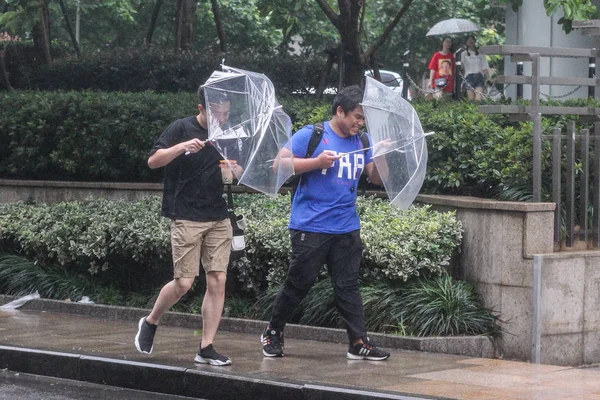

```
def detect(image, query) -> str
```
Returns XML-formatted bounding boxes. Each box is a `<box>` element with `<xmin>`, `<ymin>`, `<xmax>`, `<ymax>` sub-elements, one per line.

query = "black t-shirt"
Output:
<box><xmin>150</xmin><ymin>116</ymin><xmax>228</xmax><ymax>222</ymax></box>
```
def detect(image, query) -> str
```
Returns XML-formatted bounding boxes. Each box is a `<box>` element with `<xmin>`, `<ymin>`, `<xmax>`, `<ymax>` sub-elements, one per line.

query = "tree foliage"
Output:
<box><xmin>500</xmin><ymin>0</ymin><xmax>599</xmax><ymax>33</ymax></box>
<box><xmin>0</xmin><ymin>0</ymin><xmax>506</xmax><ymax>89</ymax></box>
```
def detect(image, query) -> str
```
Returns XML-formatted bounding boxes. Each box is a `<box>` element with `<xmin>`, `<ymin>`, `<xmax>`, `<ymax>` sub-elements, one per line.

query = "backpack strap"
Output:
<box><xmin>358</xmin><ymin>131</ymin><xmax>370</xmax><ymax>158</ymax></box>
<box><xmin>290</xmin><ymin>123</ymin><xmax>325</xmax><ymax>202</ymax></box>
<box><xmin>305</xmin><ymin>123</ymin><xmax>324</xmax><ymax>158</ymax></box>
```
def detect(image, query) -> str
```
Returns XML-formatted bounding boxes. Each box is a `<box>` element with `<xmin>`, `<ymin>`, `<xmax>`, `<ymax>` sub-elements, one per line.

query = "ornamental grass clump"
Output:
<box><xmin>251</xmin><ymin>275</ymin><xmax>501</xmax><ymax>338</ymax></box>
<box><xmin>399</xmin><ymin>274</ymin><xmax>502</xmax><ymax>338</ymax></box>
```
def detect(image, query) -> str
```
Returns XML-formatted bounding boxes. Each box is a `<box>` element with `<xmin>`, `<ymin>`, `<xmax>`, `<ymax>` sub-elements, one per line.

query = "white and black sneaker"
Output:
<box><xmin>261</xmin><ymin>327</ymin><xmax>284</xmax><ymax>357</ymax></box>
<box><xmin>134</xmin><ymin>317</ymin><xmax>157</xmax><ymax>354</ymax></box>
<box><xmin>194</xmin><ymin>344</ymin><xmax>232</xmax><ymax>366</ymax></box>
<box><xmin>347</xmin><ymin>337</ymin><xmax>390</xmax><ymax>361</ymax></box>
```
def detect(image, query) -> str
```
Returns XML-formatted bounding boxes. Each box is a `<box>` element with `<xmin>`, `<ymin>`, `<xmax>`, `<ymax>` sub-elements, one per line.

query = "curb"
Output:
<box><xmin>0</xmin><ymin>296</ymin><xmax>497</xmax><ymax>359</ymax></box>
<box><xmin>0</xmin><ymin>345</ymin><xmax>445</xmax><ymax>400</ymax></box>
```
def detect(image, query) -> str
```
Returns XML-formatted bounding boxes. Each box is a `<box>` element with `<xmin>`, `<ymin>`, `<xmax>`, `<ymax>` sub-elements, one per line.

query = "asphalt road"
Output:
<box><xmin>0</xmin><ymin>370</ymin><xmax>205</xmax><ymax>400</ymax></box>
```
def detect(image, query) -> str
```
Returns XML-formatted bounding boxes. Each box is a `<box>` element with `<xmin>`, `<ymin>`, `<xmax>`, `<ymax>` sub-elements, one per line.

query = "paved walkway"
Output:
<box><xmin>2</xmin><ymin>308</ymin><xmax>600</xmax><ymax>399</ymax></box>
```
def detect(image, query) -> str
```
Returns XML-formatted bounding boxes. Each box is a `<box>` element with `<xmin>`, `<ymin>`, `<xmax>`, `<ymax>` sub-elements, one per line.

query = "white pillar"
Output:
<box><xmin>503</xmin><ymin>1</ymin><xmax>600</xmax><ymax>100</ymax></box>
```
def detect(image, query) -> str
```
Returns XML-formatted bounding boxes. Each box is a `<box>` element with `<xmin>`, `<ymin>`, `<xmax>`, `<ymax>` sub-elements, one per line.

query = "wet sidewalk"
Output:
<box><xmin>2</xmin><ymin>302</ymin><xmax>600</xmax><ymax>399</ymax></box>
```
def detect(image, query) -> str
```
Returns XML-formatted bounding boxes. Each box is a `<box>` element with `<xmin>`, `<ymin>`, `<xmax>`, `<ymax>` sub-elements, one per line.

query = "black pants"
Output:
<box><xmin>269</xmin><ymin>229</ymin><xmax>367</xmax><ymax>341</ymax></box>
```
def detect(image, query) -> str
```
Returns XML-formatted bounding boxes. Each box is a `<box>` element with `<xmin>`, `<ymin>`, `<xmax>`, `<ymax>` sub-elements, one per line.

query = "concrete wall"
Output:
<box><xmin>0</xmin><ymin>180</ymin><xmax>263</xmax><ymax>204</ymax></box>
<box><xmin>0</xmin><ymin>180</ymin><xmax>164</xmax><ymax>203</ymax></box>
<box><xmin>418</xmin><ymin>194</ymin><xmax>600</xmax><ymax>366</ymax></box>
<box><xmin>4</xmin><ymin>180</ymin><xmax>600</xmax><ymax>365</ymax></box>
<box><xmin>503</xmin><ymin>1</ymin><xmax>600</xmax><ymax>100</ymax></box>
<box><xmin>534</xmin><ymin>252</ymin><xmax>600</xmax><ymax>365</ymax></box>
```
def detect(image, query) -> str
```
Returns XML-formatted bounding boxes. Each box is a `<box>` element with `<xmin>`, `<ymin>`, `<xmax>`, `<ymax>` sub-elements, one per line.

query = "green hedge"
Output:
<box><xmin>0</xmin><ymin>90</ymin><xmax>333</xmax><ymax>182</ymax></box>
<box><xmin>2</xmin><ymin>45</ymin><xmax>332</xmax><ymax>95</ymax></box>
<box><xmin>414</xmin><ymin>99</ymin><xmax>600</xmax><ymax>200</ymax></box>
<box><xmin>0</xmin><ymin>91</ymin><xmax>194</xmax><ymax>181</ymax></box>
<box><xmin>1</xmin><ymin>90</ymin><xmax>594</xmax><ymax>198</ymax></box>
<box><xmin>414</xmin><ymin>100</ymin><xmax>526</xmax><ymax>197</ymax></box>
<box><xmin>0</xmin><ymin>195</ymin><xmax>462</xmax><ymax>294</ymax></box>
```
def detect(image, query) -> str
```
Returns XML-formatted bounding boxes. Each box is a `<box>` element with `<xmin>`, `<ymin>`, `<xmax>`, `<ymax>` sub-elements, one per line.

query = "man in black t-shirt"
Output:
<box><xmin>134</xmin><ymin>87</ymin><xmax>240</xmax><ymax>366</ymax></box>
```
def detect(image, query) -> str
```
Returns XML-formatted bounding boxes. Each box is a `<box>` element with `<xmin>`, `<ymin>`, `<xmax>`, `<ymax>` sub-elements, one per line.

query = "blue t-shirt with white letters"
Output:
<box><xmin>289</xmin><ymin>121</ymin><xmax>373</xmax><ymax>234</ymax></box>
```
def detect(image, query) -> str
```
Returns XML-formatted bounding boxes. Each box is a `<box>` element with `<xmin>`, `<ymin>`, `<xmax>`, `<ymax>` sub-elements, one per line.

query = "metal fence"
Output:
<box><xmin>478</xmin><ymin>45</ymin><xmax>600</xmax><ymax>203</ymax></box>
<box><xmin>546</xmin><ymin>121</ymin><xmax>600</xmax><ymax>249</ymax></box>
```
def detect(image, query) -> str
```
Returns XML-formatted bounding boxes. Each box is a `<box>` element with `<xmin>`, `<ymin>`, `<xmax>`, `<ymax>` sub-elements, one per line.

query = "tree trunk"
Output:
<box><xmin>58</xmin><ymin>0</ymin><xmax>80</xmax><ymax>57</ymax></box>
<box><xmin>315</xmin><ymin>0</ymin><xmax>415</xmax><ymax>88</ymax></box>
<box><xmin>175</xmin><ymin>0</ymin><xmax>197</xmax><ymax>51</ymax></box>
<box><xmin>175</xmin><ymin>0</ymin><xmax>183</xmax><ymax>51</ymax></box>
<box><xmin>39</xmin><ymin>1</ymin><xmax>52</xmax><ymax>64</ymax></box>
<box><xmin>338</xmin><ymin>0</ymin><xmax>364</xmax><ymax>87</ymax></box>
<box><xmin>368</xmin><ymin>52</ymin><xmax>381</xmax><ymax>81</ymax></box>
<box><xmin>316</xmin><ymin>48</ymin><xmax>336</xmax><ymax>99</ymax></box>
<box><xmin>146</xmin><ymin>0</ymin><xmax>164</xmax><ymax>47</ymax></box>
<box><xmin>0</xmin><ymin>47</ymin><xmax>13</xmax><ymax>91</ymax></box>
<box><xmin>210</xmin><ymin>0</ymin><xmax>226</xmax><ymax>53</ymax></box>
<box><xmin>31</xmin><ymin>3</ymin><xmax>52</xmax><ymax>64</ymax></box>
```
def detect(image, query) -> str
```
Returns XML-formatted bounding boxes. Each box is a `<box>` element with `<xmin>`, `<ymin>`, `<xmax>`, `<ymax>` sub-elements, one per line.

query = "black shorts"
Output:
<box><xmin>465</xmin><ymin>72</ymin><xmax>485</xmax><ymax>89</ymax></box>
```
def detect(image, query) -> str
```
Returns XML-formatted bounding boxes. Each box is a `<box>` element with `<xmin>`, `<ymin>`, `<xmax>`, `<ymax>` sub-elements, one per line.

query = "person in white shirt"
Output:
<box><xmin>461</xmin><ymin>35</ymin><xmax>489</xmax><ymax>101</ymax></box>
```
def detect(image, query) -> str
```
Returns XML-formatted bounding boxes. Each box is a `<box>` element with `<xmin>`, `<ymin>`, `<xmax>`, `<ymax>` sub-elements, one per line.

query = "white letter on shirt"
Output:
<box><xmin>338</xmin><ymin>154</ymin><xmax>352</xmax><ymax>179</ymax></box>
<box><xmin>354</xmin><ymin>153</ymin><xmax>365</xmax><ymax>179</ymax></box>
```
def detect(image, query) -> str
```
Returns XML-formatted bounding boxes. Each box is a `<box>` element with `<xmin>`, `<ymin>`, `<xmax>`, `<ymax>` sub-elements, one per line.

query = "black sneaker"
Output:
<box><xmin>261</xmin><ymin>327</ymin><xmax>284</xmax><ymax>357</ymax></box>
<box><xmin>347</xmin><ymin>337</ymin><xmax>390</xmax><ymax>361</ymax></box>
<box><xmin>134</xmin><ymin>317</ymin><xmax>157</xmax><ymax>354</ymax></box>
<box><xmin>194</xmin><ymin>344</ymin><xmax>232</xmax><ymax>366</ymax></box>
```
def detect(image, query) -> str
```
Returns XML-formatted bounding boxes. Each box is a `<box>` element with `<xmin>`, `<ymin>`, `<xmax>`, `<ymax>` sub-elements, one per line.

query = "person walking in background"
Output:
<box><xmin>261</xmin><ymin>85</ymin><xmax>391</xmax><ymax>362</ymax></box>
<box><xmin>461</xmin><ymin>35</ymin><xmax>490</xmax><ymax>101</ymax></box>
<box><xmin>134</xmin><ymin>86</ymin><xmax>240</xmax><ymax>366</ymax></box>
<box><xmin>428</xmin><ymin>36</ymin><xmax>455</xmax><ymax>99</ymax></box>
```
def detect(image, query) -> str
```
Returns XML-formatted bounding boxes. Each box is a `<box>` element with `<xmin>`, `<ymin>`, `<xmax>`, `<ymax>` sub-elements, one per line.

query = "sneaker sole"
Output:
<box><xmin>134</xmin><ymin>317</ymin><xmax>153</xmax><ymax>354</ymax></box>
<box><xmin>194</xmin><ymin>354</ymin><xmax>232</xmax><ymax>366</ymax></box>
<box><xmin>262</xmin><ymin>349</ymin><xmax>283</xmax><ymax>357</ymax></box>
<box><xmin>346</xmin><ymin>352</ymin><xmax>390</xmax><ymax>361</ymax></box>
<box><xmin>261</xmin><ymin>334</ymin><xmax>284</xmax><ymax>357</ymax></box>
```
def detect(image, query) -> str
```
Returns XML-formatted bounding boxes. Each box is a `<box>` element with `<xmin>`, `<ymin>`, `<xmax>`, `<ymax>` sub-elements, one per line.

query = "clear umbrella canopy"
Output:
<box><xmin>202</xmin><ymin>66</ymin><xmax>294</xmax><ymax>197</ymax></box>
<box><xmin>361</xmin><ymin>77</ymin><xmax>429</xmax><ymax>210</ymax></box>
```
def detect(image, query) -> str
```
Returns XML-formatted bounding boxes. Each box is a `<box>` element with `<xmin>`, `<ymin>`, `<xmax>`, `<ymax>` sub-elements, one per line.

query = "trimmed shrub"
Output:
<box><xmin>3</xmin><ymin>90</ymin><xmax>593</xmax><ymax>201</ymax></box>
<box><xmin>233</xmin><ymin>193</ymin><xmax>462</xmax><ymax>288</ymax></box>
<box><xmin>3</xmin><ymin>46</ymin><xmax>332</xmax><ymax>95</ymax></box>
<box><xmin>0</xmin><ymin>198</ymin><xmax>172</xmax><ymax>292</ymax></box>
<box><xmin>0</xmin><ymin>91</ymin><xmax>329</xmax><ymax>182</ymax></box>
<box><xmin>0</xmin><ymin>91</ymin><xmax>194</xmax><ymax>181</ymax></box>
<box><xmin>0</xmin><ymin>195</ymin><xmax>462</xmax><ymax>294</ymax></box>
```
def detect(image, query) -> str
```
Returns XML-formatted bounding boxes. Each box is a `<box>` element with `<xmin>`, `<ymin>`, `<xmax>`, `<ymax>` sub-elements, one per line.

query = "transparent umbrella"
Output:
<box><xmin>201</xmin><ymin>65</ymin><xmax>294</xmax><ymax>197</ymax></box>
<box><xmin>361</xmin><ymin>77</ymin><xmax>431</xmax><ymax>210</ymax></box>
<box><xmin>426</xmin><ymin>18</ymin><xmax>480</xmax><ymax>36</ymax></box>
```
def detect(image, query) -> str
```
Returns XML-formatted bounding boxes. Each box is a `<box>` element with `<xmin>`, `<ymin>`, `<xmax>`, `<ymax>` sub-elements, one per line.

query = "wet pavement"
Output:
<box><xmin>2</xmin><ymin>307</ymin><xmax>600</xmax><ymax>399</ymax></box>
<box><xmin>0</xmin><ymin>370</ymin><xmax>207</xmax><ymax>400</ymax></box>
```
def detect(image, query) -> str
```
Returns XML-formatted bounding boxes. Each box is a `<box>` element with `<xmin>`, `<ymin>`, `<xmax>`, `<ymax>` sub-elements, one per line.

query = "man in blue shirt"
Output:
<box><xmin>262</xmin><ymin>85</ymin><xmax>390</xmax><ymax>361</ymax></box>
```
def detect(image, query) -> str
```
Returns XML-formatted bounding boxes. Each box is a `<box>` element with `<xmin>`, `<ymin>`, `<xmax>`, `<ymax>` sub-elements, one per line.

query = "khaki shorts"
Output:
<box><xmin>170</xmin><ymin>219</ymin><xmax>232</xmax><ymax>278</ymax></box>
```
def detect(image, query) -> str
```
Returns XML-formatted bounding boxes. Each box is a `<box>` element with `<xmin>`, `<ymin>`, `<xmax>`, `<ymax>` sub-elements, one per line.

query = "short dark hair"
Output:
<box><xmin>197</xmin><ymin>85</ymin><xmax>229</xmax><ymax>106</ymax></box>
<box><xmin>197</xmin><ymin>85</ymin><xmax>205</xmax><ymax>105</ymax></box>
<box><xmin>331</xmin><ymin>85</ymin><xmax>363</xmax><ymax>115</ymax></box>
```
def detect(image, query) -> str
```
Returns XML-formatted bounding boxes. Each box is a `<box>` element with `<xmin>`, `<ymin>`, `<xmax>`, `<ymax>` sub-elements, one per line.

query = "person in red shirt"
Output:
<box><xmin>428</xmin><ymin>36</ymin><xmax>455</xmax><ymax>99</ymax></box>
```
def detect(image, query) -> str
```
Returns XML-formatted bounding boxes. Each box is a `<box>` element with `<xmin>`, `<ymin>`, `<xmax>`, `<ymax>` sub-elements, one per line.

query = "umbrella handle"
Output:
<box><xmin>184</xmin><ymin>140</ymin><xmax>214</xmax><ymax>156</ymax></box>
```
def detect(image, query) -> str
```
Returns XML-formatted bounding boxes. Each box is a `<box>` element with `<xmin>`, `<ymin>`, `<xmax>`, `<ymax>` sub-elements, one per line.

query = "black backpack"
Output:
<box><xmin>289</xmin><ymin>122</ymin><xmax>370</xmax><ymax>201</ymax></box>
